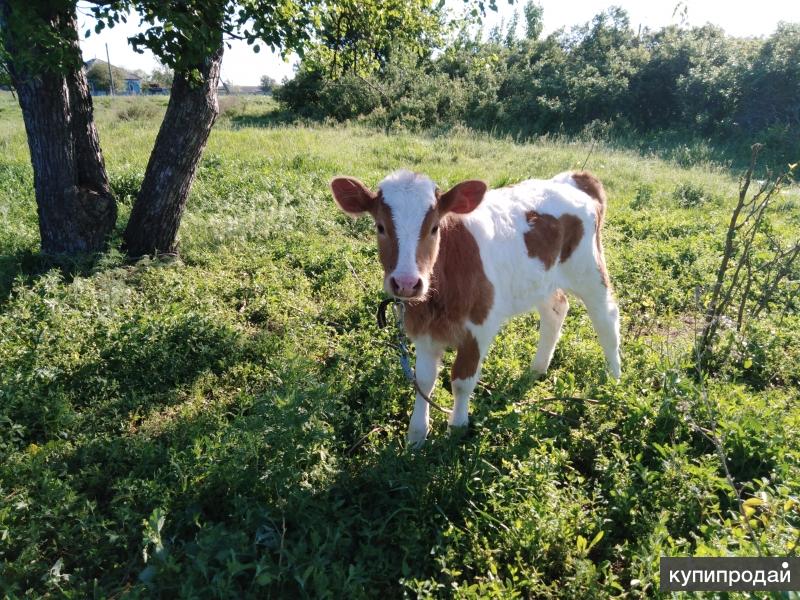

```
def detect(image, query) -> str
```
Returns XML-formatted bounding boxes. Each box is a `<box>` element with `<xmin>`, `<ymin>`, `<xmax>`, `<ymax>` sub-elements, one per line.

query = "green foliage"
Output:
<box><xmin>310</xmin><ymin>0</ymin><xmax>444</xmax><ymax>79</ymax></box>
<box><xmin>0</xmin><ymin>41</ymin><xmax>11</xmax><ymax>89</ymax></box>
<box><xmin>0</xmin><ymin>93</ymin><xmax>799</xmax><ymax>597</ymax></box>
<box><xmin>8</xmin><ymin>0</ymin><xmax>426</xmax><ymax>91</ymax></box>
<box><xmin>86</xmin><ymin>1</ymin><xmax>320</xmax><ymax>77</ymax></box>
<box><xmin>736</xmin><ymin>23</ymin><xmax>800</xmax><ymax>132</ymax></box>
<box><xmin>672</xmin><ymin>181</ymin><xmax>711</xmax><ymax>208</ymax></box>
<box><xmin>630</xmin><ymin>183</ymin><xmax>654</xmax><ymax>210</ymax></box>
<box><xmin>0</xmin><ymin>1</ymin><xmax>86</xmax><ymax>76</ymax></box>
<box><xmin>523</xmin><ymin>1</ymin><xmax>543</xmax><ymax>40</ymax></box>
<box><xmin>276</xmin><ymin>7</ymin><xmax>800</xmax><ymax>169</ymax></box>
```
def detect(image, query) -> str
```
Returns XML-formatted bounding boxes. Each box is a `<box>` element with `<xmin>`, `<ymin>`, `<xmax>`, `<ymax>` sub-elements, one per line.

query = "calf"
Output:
<box><xmin>331</xmin><ymin>169</ymin><xmax>620</xmax><ymax>445</ymax></box>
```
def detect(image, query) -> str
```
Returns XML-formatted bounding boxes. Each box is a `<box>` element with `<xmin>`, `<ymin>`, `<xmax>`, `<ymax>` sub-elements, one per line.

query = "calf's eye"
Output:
<box><xmin>377</xmin><ymin>224</ymin><xmax>385</xmax><ymax>234</ymax></box>
<box><xmin>431</xmin><ymin>225</ymin><xmax>439</xmax><ymax>234</ymax></box>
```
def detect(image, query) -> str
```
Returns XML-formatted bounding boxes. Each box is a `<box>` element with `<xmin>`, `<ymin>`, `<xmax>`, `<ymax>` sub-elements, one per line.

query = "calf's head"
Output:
<box><xmin>331</xmin><ymin>170</ymin><xmax>487</xmax><ymax>300</ymax></box>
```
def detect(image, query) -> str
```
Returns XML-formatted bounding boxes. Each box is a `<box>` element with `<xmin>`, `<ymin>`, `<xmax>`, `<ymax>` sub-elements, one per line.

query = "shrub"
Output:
<box><xmin>109</xmin><ymin>170</ymin><xmax>144</xmax><ymax>203</ymax></box>
<box><xmin>631</xmin><ymin>183</ymin><xmax>654</xmax><ymax>209</ymax></box>
<box><xmin>114</xmin><ymin>100</ymin><xmax>159</xmax><ymax>122</ymax></box>
<box><xmin>672</xmin><ymin>182</ymin><xmax>708</xmax><ymax>207</ymax></box>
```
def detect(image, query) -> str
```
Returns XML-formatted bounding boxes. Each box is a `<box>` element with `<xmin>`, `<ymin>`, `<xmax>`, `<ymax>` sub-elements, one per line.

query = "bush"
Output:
<box><xmin>631</xmin><ymin>183</ymin><xmax>654</xmax><ymax>209</ymax></box>
<box><xmin>275</xmin><ymin>69</ymin><xmax>383</xmax><ymax>121</ymax></box>
<box><xmin>109</xmin><ymin>169</ymin><xmax>144</xmax><ymax>203</ymax></box>
<box><xmin>114</xmin><ymin>100</ymin><xmax>159</xmax><ymax>122</ymax></box>
<box><xmin>272</xmin><ymin>11</ymin><xmax>800</xmax><ymax>170</ymax></box>
<box><xmin>672</xmin><ymin>182</ymin><xmax>709</xmax><ymax>207</ymax></box>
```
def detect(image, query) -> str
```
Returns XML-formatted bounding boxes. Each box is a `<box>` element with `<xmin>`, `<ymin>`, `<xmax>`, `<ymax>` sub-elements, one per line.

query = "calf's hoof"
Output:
<box><xmin>407</xmin><ymin>427</ymin><xmax>428</xmax><ymax>448</ymax></box>
<box><xmin>530</xmin><ymin>358</ymin><xmax>550</xmax><ymax>377</ymax></box>
<box><xmin>447</xmin><ymin>412</ymin><xmax>469</xmax><ymax>430</ymax></box>
<box><xmin>447</xmin><ymin>422</ymin><xmax>469</xmax><ymax>440</ymax></box>
<box><xmin>608</xmin><ymin>359</ymin><xmax>621</xmax><ymax>381</ymax></box>
<box><xmin>528</xmin><ymin>367</ymin><xmax>548</xmax><ymax>381</ymax></box>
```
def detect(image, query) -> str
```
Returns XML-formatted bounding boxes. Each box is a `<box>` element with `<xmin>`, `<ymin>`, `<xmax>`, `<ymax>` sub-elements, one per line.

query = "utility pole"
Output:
<box><xmin>105</xmin><ymin>43</ymin><xmax>114</xmax><ymax>96</ymax></box>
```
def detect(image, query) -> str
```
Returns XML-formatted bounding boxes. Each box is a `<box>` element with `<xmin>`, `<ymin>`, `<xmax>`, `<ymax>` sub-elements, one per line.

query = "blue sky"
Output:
<box><xmin>77</xmin><ymin>0</ymin><xmax>800</xmax><ymax>86</ymax></box>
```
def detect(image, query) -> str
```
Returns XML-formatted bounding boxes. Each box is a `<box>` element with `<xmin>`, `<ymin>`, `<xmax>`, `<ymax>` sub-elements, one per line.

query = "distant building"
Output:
<box><xmin>124</xmin><ymin>76</ymin><xmax>141</xmax><ymax>95</ymax></box>
<box><xmin>144</xmin><ymin>83</ymin><xmax>169</xmax><ymax>95</ymax></box>
<box><xmin>84</xmin><ymin>58</ymin><xmax>146</xmax><ymax>96</ymax></box>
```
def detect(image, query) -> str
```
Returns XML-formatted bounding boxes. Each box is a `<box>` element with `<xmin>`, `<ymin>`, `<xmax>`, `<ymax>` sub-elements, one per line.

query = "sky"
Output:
<box><xmin>77</xmin><ymin>0</ymin><xmax>800</xmax><ymax>86</ymax></box>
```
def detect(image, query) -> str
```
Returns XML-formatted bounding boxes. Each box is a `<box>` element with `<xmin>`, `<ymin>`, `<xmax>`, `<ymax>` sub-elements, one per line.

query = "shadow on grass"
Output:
<box><xmin>5</xmin><ymin>311</ymin><xmax>245</xmax><ymax>445</ymax></box>
<box><xmin>0</xmin><ymin>249</ymin><xmax>100</xmax><ymax>305</ymax></box>
<box><xmin>0</xmin><ymin>315</ymin><xmax>727</xmax><ymax>597</ymax></box>
<box><xmin>0</xmin><ymin>306</ymin><xmax>259</xmax><ymax>593</ymax></box>
<box><xmin>2</xmin><ymin>299</ymin><xmax>507</xmax><ymax>596</ymax></box>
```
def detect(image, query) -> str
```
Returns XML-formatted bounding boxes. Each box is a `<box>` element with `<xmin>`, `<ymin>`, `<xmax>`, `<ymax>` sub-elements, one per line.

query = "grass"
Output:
<box><xmin>0</xmin><ymin>93</ymin><xmax>799</xmax><ymax>598</ymax></box>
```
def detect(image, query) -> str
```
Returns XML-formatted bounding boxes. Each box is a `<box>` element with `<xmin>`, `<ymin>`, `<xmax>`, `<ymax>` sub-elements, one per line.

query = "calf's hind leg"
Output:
<box><xmin>531</xmin><ymin>290</ymin><xmax>569</xmax><ymax>376</ymax></box>
<box><xmin>573</xmin><ymin>278</ymin><xmax>621</xmax><ymax>379</ymax></box>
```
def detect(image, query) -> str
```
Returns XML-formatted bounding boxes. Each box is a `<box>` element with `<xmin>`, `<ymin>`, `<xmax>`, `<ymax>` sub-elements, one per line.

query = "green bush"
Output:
<box><xmin>273</xmin><ymin>9</ymin><xmax>800</xmax><ymax>170</ymax></box>
<box><xmin>672</xmin><ymin>181</ymin><xmax>710</xmax><ymax>207</ymax></box>
<box><xmin>631</xmin><ymin>183</ymin><xmax>654</xmax><ymax>209</ymax></box>
<box><xmin>114</xmin><ymin>100</ymin><xmax>160</xmax><ymax>122</ymax></box>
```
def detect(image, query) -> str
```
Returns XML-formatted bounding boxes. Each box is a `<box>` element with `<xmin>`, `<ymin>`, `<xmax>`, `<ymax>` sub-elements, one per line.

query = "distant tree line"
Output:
<box><xmin>277</xmin><ymin>2</ymin><xmax>800</xmax><ymax>165</ymax></box>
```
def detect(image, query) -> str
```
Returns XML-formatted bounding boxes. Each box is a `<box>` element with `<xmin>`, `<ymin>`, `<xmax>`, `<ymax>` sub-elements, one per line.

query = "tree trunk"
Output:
<box><xmin>1</xmin><ymin>3</ymin><xmax>116</xmax><ymax>255</ymax></box>
<box><xmin>123</xmin><ymin>46</ymin><xmax>224</xmax><ymax>257</ymax></box>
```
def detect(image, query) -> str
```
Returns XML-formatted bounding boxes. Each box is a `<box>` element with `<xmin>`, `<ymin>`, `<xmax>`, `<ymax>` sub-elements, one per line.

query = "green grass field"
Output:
<box><xmin>1</xmin><ymin>93</ymin><xmax>799</xmax><ymax>598</ymax></box>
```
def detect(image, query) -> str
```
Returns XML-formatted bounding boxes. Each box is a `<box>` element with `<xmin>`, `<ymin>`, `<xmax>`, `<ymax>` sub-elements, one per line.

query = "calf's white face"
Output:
<box><xmin>330</xmin><ymin>170</ymin><xmax>487</xmax><ymax>299</ymax></box>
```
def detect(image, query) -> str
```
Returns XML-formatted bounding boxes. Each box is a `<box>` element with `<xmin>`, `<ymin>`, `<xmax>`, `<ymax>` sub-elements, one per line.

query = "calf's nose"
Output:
<box><xmin>390</xmin><ymin>274</ymin><xmax>423</xmax><ymax>298</ymax></box>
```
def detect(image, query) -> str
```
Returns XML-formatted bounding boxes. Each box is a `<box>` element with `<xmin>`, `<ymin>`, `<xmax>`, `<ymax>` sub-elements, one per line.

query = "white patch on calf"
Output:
<box><xmin>378</xmin><ymin>170</ymin><xmax>438</xmax><ymax>293</ymax></box>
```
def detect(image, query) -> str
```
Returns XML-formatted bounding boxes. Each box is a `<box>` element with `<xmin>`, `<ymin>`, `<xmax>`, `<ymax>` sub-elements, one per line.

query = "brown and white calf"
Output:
<box><xmin>331</xmin><ymin>169</ymin><xmax>620</xmax><ymax>445</ymax></box>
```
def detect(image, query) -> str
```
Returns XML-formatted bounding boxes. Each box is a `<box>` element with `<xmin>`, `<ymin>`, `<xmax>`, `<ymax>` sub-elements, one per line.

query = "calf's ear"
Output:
<box><xmin>438</xmin><ymin>180</ymin><xmax>487</xmax><ymax>215</ymax></box>
<box><xmin>330</xmin><ymin>177</ymin><xmax>377</xmax><ymax>216</ymax></box>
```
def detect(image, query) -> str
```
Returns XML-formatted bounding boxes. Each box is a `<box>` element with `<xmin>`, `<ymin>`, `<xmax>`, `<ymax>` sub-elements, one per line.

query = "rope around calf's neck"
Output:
<box><xmin>376</xmin><ymin>298</ymin><xmax>452</xmax><ymax>416</ymax></box>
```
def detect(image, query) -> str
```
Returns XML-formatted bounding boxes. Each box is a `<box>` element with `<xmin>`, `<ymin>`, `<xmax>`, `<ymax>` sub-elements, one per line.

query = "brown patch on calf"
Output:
<box><xmin>571</xmin><ymin>171</ymin><xmax>611</xmax><ymax>287</ymax></box>
<box><xmin>415</xmin><ymin>207</ymin><xmax>441</xmax><ymax>279</ymax></box>
<box><xmin>330</xmin><ymin>180</ymin><xmax>404</xmax><ymax>280</ymax></box>
<box><xmin>524</xmin><ymin>211</ymin><xmax>584</xmax><ymax>269</ymax></box>
<box><xmin>370</xmin><ymin>191</ymin><xmax>399</xmax><ymax>274</ymax></box>
<box><xmin>571</xmin><ymin>171</ymin><xmax>607</xmax><ymax>210</ymax></box>
<box><xmin>405</xmin><ymin>218</ymin><xmax>494</xmax><ymax>345</ymax></box>
<box><xmin>524</xmin><ymin>212</ymin><xmax>560</xmax><ymax>268</ymax></box>
<box><xmin>553</xmin><ymin>289</ymin><xmax>568</xmax><ymax>314</ymax></box>
<box><xmin>452</xmin><ymin>331</ymin><xmax>480</xmax><ymax>380</ymax></box>
<box><xmin>559</xmin><ymin>214</ymin><xmax>584</xmax><ymax>262</ymax></box>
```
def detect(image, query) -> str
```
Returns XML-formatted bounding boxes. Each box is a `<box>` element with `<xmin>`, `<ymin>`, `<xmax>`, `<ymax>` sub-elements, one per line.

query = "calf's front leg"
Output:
<box><xmin>407</xmin><ymin>336</ymin><xmax>444</xmax><ymax>447</ymax></box>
